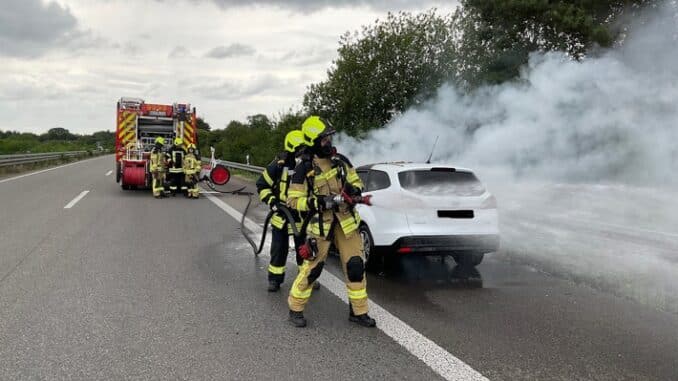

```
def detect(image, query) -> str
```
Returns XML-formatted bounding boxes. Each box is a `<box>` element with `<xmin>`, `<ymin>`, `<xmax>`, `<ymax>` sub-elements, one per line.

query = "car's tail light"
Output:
<box><xmin>480</xmin><ymin>195</ymin><xmax>497</xmax><ymax>209</ymax></box>
<box><xmin>397</xmin><ymin>247</ymin><xmax>412</xmax><ymax>254</ymax></box>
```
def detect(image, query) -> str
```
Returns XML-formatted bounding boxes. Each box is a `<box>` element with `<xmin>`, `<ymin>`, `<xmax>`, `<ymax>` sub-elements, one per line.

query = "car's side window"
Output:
<box><xmin>366</xmin><ymin>170</ymin><xmax>390</xmax><ymax>191</ymax></box>
<box><xmin>357</xmin><ymin>170</ymin><xmax>370</xmax><ymax>191</ymax></box>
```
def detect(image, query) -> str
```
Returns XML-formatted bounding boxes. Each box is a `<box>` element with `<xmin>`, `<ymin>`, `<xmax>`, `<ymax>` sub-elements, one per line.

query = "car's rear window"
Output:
<box><xmin>397</xmin><ymin>169</ymin><xmax>485</xmax><ymax>196</ymax></box>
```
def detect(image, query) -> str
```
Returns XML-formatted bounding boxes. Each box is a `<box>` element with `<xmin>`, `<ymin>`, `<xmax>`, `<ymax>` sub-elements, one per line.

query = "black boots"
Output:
<box><xmin>287</xmin><ymin>306</ymin><xmax>375</xmax><ymax>328</ymax></box>
<box><xmin>289</xmin><ymin>310</ymin><xmax>307</xmax><ymax>327</ymax></box>
<box><xmin>267</xmin><ymin>280</ymin><xmax>281</xmax><ymax>292</ymax></box>
<box><xmin>349</xmin><ymin>313</ymin><xmax>377</xmax><ymax>327</ymax></box>
<box><xmin>349</xmin><ymin>305</ymin><xmax>376</xmax><ymax>327</ymax></box>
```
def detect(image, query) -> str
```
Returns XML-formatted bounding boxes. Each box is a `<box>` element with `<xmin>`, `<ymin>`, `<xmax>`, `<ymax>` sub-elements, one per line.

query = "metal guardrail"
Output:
<box><xmin>0</xmin><ymin>151</ymin><xmax>89</xmax><ymax>167</ymax></box>
<box><xmin>202</xmin><ymin>157</ymin><xmax>264</xmax><ymax>173</ymax></box>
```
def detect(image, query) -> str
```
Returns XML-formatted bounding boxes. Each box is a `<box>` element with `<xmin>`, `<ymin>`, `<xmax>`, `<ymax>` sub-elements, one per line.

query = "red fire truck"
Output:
<box><xmin>114</xmin><ymin>97</ymin><xmax>199</xmax><ymax>190</ymax></box>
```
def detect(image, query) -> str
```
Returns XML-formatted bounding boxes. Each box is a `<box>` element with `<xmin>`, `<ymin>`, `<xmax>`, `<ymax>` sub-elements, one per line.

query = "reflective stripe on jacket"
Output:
<box><xmin>183</xmin><ymin>153</ymin><xmax>201</xmax><ymax>175</ymax></box>
<box><xmin>256</xmin><ymin>154</ymin><xmax>303</xmax><ymax>230</ymax></box>
<box><xmin>169</xmin><ymin>146</ymin><xmax>185</xmax><ymax>173</ymax></box>
<box><xmin>287</xmin><ymin>153</ymin><xmax>364</xmax><ymax>238</ymax></box>
<box><xmin>150</xmin><ymin>149</ymin><xmax>168</xmax><ymax>172</ymax></box>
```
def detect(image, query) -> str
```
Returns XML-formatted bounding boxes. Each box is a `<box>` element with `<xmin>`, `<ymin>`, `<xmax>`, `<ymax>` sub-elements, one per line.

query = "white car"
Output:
<box><xmin>354</xmin><ymin>163</ymin><xmax>499</xmax><ymax>268</ymax></box>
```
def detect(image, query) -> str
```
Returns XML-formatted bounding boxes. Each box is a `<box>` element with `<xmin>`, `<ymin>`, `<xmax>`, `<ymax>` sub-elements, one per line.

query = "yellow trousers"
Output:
<box><xmin>288</xmin><ymin>224</ymin><xmax>368</xmax><ymax>315</ymax></box>
<box><xmin>152</xmin><ymin>171</ymin><xmax>165</xmax><ymax>197</ymax></box>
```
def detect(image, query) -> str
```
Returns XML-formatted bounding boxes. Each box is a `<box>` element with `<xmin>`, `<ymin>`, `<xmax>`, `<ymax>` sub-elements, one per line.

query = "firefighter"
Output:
<box><xmin>183</xmin><ymin>144</ymin><xmax>201</xmax><ymax>198</ymax></box>
<box><xmin>256</xmin><ymin>130</ymin><xmax>309</xmax><ymax>292</ymax></box>
<box><xmin>286</xmin><ymin>116</ymin><xmax>376</xmax><ymax>328</ymax></box>
<box><xmin>149</xmin><ymin>137</ymin><xmax>168</xmax><ymax>198</ymax></box>
<box><xmin>168</xmin><ymin>137</ymin><xmax>186</xmax><ymax>196</ymax></box>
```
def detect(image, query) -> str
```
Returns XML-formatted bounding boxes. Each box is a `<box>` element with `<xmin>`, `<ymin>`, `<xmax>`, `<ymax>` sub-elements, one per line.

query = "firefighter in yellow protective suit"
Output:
<box><xmin>168</xmin><ymin>137</ymin><xmax>186</xmax><ymax>196</ymax></box>
<box><xmin>256</xmin><ymin>130</ymin><xmax>310</xmax><ymax>292</ymax></box>
<box><xmin>286</xmin><ymin>116</ymin><xmax>376</xmax><ymax>328</ymax></box>
<box><xmin>183</xmin><ymin>144</ymin><xmax>201</xmax><ymax>198</ymax></box>
<box><xmin>149</xmin><ymin>137</ymin><xmax>169</xmax><ymax>198</ymax></box>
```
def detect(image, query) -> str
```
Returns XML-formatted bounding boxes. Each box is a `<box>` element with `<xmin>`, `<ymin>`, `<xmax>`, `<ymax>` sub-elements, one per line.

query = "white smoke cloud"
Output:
<box><xmin>338</xmin><ymin>3</ymin><xmax>678</xmax><ymax>187</ymax></box>
<box><xmin>336</xmin><ymin>2</ymin><xmax>678</xmax><ymax>314</ymax></box>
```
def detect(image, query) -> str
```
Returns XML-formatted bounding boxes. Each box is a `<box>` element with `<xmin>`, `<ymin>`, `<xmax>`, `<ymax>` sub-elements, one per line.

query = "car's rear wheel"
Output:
<box><xmin>359</xmin><ymin>224</ymin><xmax>380</xmax><ymax>271</ymax></box>
<box><xmin>454</xmin><ymin>253</ymin><xmax>484</xmax><ymax>267</ymax></box>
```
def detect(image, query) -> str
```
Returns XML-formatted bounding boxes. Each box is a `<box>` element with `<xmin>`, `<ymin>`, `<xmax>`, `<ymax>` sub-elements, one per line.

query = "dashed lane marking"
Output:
<box><xmin>105</xmin><ymin>170</ymin><xmax>113</xmax><ymax>176</ymax></box>
<box><xmin>64</xmin><ymin>190</ymin><xmax>90</xmax><ymax>209</ymax></box>
<box><xmin>204</xmin><ymin>192</ymin><xmax>488</xmax><ymax>381</ymax></box>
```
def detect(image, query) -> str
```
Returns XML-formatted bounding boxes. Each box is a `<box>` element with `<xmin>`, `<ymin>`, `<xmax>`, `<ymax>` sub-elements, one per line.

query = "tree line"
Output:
<box><xmin>0</xmin><ymin>128</ymin><xmax>115</xmax><ymax>155</ymax></box>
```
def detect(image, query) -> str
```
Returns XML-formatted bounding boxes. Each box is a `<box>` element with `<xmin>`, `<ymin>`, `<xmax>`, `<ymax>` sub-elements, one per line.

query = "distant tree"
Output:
<box><xmin>196</xmin><ymin>117</ymin><xmax>211</xmax><ymax>131</ymax></box>
<box><xmin>456</xmin><ymin>0</ymin><xmax>662</xmax><ymax>87</ymax></box>
<box><xmin>304</xmin><ymin>10</ymin><xmax>458</xmax><ymax>136</ymax></box>
<box><xmin>246</xmin><ymin>114</ymin><xmax>274</xmax><ymax>130</ymax></box>
<box><xmin>199</xmin><ymin>110</ymin><xmax>308</xmax><ymax>166</ymax></box>
<box><xmin>42</xmin><ymin>127</ymin><xmax>77</xmax><ymax>141</ymax></box>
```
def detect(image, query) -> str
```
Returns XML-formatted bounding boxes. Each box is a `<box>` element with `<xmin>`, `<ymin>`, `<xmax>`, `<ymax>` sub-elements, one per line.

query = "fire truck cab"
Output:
<box><xmin>115</xmin><ymin>97</ymin><xmax>199</xmax><ymax>190</ymax></box>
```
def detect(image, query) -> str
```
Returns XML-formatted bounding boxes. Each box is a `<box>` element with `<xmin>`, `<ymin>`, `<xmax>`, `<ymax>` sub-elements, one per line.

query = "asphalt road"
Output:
<box><xmin>0</xmin><ymin>155</ymin><xmax>676</xmax><ymax>380</ymax></box>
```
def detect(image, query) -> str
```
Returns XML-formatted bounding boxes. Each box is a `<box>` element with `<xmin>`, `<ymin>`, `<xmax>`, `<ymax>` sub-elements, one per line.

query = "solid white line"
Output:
<box><xmin>204</xmin><ymin>192</ymin><xmax>488</xmax><ymax>381</ymax></box>
<box><xmin>64</xmin><ymin>190</ymin><xmax>90</xmax><ymax>209</ymax></box>
<box><xmin>0</xmin><ymin>156</ymin><xmax>105</xmax><ymax>185</ymax></box>
<box><xmin>105</xmin><ymin>170</ymin><xmax>113</xmax><ymax>176</ymax></box>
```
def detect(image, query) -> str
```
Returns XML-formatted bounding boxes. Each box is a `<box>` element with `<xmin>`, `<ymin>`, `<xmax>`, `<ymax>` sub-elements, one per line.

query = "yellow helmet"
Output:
<box><xmin>174</xmin><ymin>137</ymin><xmax>183</xmax><ymax>145</ymax></box>
<box><xmin>187</xmin><ymin>143</ymin><xmax>196</xmax><ymax>150</ymax></box>
<box><xmin>284</xmin><ymin>130</ymin><xmax>307</xmax><ymax>153</ymax></box>
<box><xmin>301</xmin><ymin>116</ymin><xmax>335</xmax><ymax>145</ymax></box>
<box><xmin>154</xmin><ymin>136</ymin><xmax>165</xmax><ymax>145</ymax></box>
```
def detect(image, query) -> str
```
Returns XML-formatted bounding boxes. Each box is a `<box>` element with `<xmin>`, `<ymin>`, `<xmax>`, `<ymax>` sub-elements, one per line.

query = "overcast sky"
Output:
<box><xmin>0</xmin><ymin>0</ymin><xmax>458</xmax><ymax>134</ymax></box>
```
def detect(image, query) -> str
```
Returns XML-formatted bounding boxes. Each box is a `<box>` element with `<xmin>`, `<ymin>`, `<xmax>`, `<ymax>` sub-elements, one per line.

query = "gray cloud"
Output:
<box><xmin>203</xmin><ymin>0</ymin><xmax>446</xmax><ymax>11</ymax></box>
<box><xmin>204</xmin><ymin>43</ymin><xmax>256</xmax><ymax>59</ymax></box>
<box><xmin>192</xmin><ymin>74</ymin><xmax>288</xmax><ymax>100</ymax></box>
<box><xmin>168</xmin><ymin>45</ymin><xmax>191</xmax><ymax>58</ymax></box>
<box><xmin>0</xmin><ymin>75</ymin><xmax>101</xmax><ymax>102</ymax></box>
<box><xmin>280</xmin><ymin>46</ymin><xmax>336</xmax><ymax>66</ymax></box>
<box><xmin>0</xmin><ymin>0</ymin><xmax>80</xmax><ymax>57</ymax></box>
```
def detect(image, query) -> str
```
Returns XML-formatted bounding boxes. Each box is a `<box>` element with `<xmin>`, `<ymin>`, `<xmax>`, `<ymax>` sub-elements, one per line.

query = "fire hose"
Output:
<box><xmin>240</xmin><ymin>200</ymin><xmax>300</xmax><ymax>256</ymax></box>
<box><xmin>296</xmin><ymin>191</ymin><xmax>372</xmax><ymax>261</ymax></box>
<box><xmin>239</xmin><ymin>190</ymin><xmax>372</xmax><ymax>257</ymax></box>
<box><xmin>202</xmin><ymin>148</ymin><xmax>373</xmax><ymax>257</ymax></box>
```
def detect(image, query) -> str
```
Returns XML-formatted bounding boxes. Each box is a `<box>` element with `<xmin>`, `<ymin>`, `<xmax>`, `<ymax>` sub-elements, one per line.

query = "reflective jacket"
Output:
<box><xmin>169</xmin><ymin>145</ymin><xmax>186</xmax><ymax>173</ymax></box>
<box><xmin>256</xmin><ymin>153</ymin><xmax>303</xmax><ymax>231</ymax></box>
<box><xmin>150</xmin><ymin>148</ymin><xmax>168</xmax><ymax>172</ymax></box>
<box><xmin>287</xmin><ymin>153</ymin><xmax>364</xmax><ymax>238</ymax></box>
<box><xmin>183</xmin><ymin>153</ymin><xmax>201</xmax><ymax>175</ymax></box>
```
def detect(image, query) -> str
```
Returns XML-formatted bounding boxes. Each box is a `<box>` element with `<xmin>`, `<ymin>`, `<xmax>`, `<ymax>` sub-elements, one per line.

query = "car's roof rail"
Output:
<box><xmin>358</xmin><ymin>161</ymin><xmax>412</xmax><ymax>170</ymax></box>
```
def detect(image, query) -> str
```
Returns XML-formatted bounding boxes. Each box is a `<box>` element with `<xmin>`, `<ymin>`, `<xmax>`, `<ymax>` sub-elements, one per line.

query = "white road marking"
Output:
<box><xmin>0</xmin><ymin>157</ymin><xmax>104</xmax><ymax>185</ymax></box>
<box><xmin>204</xmin><ymin>192</ymin><xmax>488</xmax><ymax>381</ymax></box>
<box><xmin>105</xmin><ymin>170</ymin><xmax>113</xmax><ymax>176</ymax></box>
<box><xmin>64</xmin><ymin>190</ymin><xmax>90</xmax><ymax>209</ymax></box>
